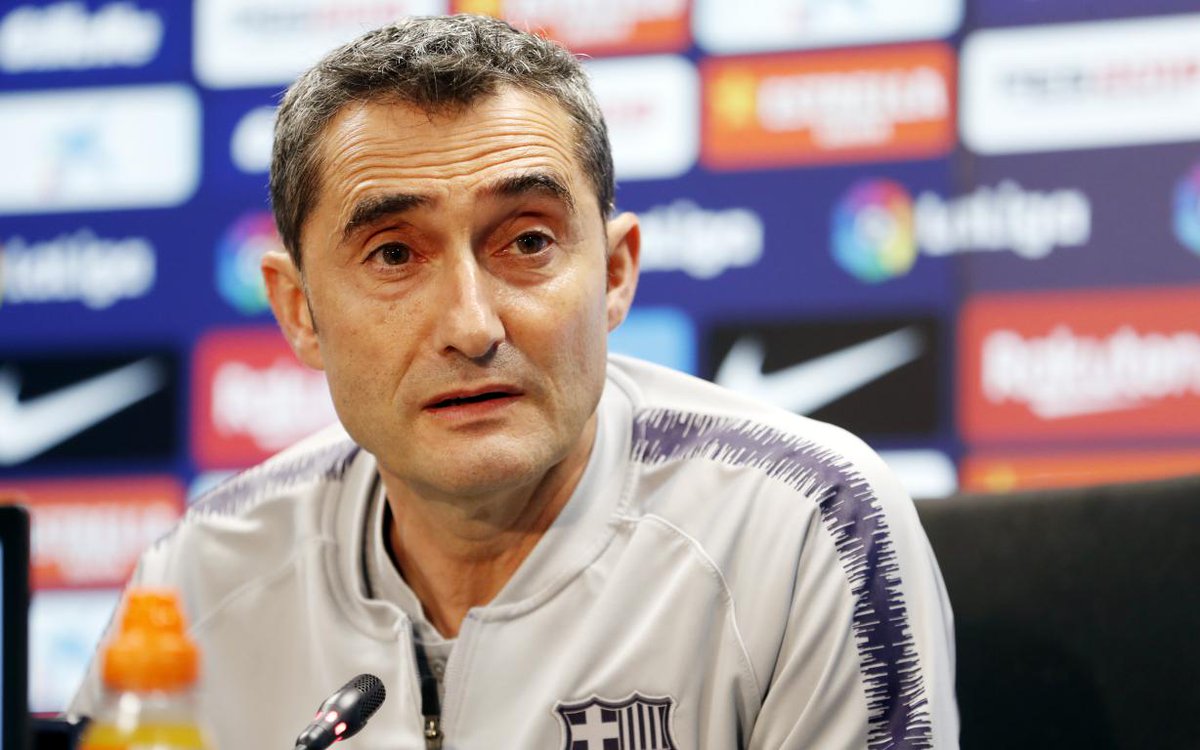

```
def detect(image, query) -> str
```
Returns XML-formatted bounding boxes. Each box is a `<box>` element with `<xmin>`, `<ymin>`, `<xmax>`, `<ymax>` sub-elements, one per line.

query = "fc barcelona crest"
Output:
<box><xmin>555</xmin><ymin>693</ymin><xmax>677</xmax><ymax>750</ymax></box>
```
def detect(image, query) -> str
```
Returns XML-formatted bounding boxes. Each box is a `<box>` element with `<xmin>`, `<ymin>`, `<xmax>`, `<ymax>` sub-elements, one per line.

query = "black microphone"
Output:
<box><xmin>293</xmin><ymin>674</ymin><xmax>387</xmax><ymax>750</ymax></box>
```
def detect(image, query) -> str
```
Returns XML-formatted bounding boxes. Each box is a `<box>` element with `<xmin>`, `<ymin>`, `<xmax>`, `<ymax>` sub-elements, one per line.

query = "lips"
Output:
<box><xmin>424</xmin><ymin>386</ymin><xmax>521</xmax><ymax>410</ymax></box>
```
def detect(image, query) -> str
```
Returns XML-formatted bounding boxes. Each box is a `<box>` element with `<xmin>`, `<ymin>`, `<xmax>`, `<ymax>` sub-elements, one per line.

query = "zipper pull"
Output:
<box><xmin>423</xmin><ymin>714</ymin><xmax>443</xmax><ymax>750</ymax></box>
<box><xmin>414</xmin><ymin>640</ymin><xmax>443</xmax><ymax>749</ymax></box>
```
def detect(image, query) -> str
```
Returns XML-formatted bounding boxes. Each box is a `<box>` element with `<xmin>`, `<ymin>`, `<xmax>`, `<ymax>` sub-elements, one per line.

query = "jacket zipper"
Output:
<box><xmin>414</xmin><ymin>639</ymin><xmax>443</xmax><ymax>750</ymax></box>
<box><xmin>422</xmin><ymin>712</ymin><xmax>443</xmax><ymax>750</ymax></box>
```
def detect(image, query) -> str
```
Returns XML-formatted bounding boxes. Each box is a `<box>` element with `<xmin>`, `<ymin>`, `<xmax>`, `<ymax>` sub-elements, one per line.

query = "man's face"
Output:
<box><xmin>264</xmin><ymin>88</ymin><xmax>638</xmax><ymax>500</ymax></box>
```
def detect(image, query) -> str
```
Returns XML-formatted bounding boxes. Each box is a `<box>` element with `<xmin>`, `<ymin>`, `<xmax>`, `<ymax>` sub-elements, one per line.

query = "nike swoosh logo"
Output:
<box><xmin>714</xmin><ymin>327</ymin><xmax>924</xmax><ymax>414</ymax></box>
<box><xmin>0</xmin><ymin>358</ymin><xmax>166</xmax><ymax>465</ymax></box>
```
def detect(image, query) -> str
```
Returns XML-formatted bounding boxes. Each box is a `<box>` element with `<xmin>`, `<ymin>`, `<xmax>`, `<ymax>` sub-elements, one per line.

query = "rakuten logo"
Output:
<box><xmin>195</xmin><ymin>0</ymin><xmax>443</xmax><ymax>88</ymax></box>
<box><xmin>0</xmin><ymin>1</ymin><xmax>163</xmax><ymax>73</ymax></box>
<box><xmin>193</xmin><ymin>328</ymin><xmax>338</xmax><ymax>468</ymax></box>
<box><xmin>960</xmin><ymin>287</ymin><xmax>1200</xmax><ymax>442</ymax></box>
<box><xmin>638</xmin><ymin>200</ymin><xmax>763</xmax><ymax>279</ymax></box>
<box><xmin>962</xmin><ymin>14</ymin><xmax>1200</xmax><ymax>154</ymax></box>
<box><xmin>1</xmin><ymin>230</ymin><xmax>155</xmax><ymax>309</ymax></box>
<box><xmin>983</xmin><ymin>326</ymin><xmax>1200</xmax><ymax>420</ymax></box>
<box><xmin>211</xmin><ymin>359</ymin><xmax>337</xmax><ymax>453</ymax></box>
<box><xmin>482</xmin><ymin>0</ymin><xmax>689</xmax><ymax>53</ymax></box>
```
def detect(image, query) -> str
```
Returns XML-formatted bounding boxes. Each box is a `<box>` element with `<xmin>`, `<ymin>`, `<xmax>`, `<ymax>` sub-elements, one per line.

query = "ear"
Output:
<box><xmin>262</xmin><ymin>249</ymin><xmax>324</xmax><ymax>370</ymax></box>
<box><xmin>604</xmin><ymin>211</ymin><xmax>640</xmax><ymax>333</ymax></box>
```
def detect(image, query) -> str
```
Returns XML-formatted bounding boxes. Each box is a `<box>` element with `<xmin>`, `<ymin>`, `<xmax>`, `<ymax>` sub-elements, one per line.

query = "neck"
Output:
<box><xmin>380</xmin><ymin>415</ymin><xmax>596</xmax><ymax>638</ymax></box>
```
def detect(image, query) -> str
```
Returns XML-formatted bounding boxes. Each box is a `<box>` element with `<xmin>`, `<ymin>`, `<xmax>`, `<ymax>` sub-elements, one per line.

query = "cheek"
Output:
<box><xmin>544</xmin><ymin>265</ymin><xmax>608</xmax><ymax>340</ymax></box>
<box><xmin>310</xmin><ymin>296</ymin><xmax>406</xmax><ymax>402</ymax></box>
<box><xmin>549</xmin><ymin>277</ymin><xmax>611</xmax><ymax>387</ymax></box>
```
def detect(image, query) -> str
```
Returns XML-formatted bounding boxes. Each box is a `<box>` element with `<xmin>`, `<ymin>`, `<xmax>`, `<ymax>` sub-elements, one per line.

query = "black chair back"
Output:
<box><xmin>915</xmin><ymin>476</ymin><xmax>1200</xmax><ymax>749</ymax></box>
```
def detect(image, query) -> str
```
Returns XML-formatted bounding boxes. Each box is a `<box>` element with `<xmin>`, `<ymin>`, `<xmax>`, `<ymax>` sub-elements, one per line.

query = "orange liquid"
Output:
<box><xmin>79</xmin><ymin>721</ymin><xmax>210</xmax><ymax>750</ymax></box>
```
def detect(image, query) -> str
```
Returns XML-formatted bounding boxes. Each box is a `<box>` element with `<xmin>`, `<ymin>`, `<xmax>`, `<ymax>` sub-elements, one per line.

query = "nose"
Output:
<box><xmin>433</xmin><ymin>252</ymin><xmax>504</xmax><ymax>360</ymax></box>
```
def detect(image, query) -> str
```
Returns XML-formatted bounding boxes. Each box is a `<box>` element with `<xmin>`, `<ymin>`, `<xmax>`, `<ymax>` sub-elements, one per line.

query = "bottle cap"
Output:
<box><xmin>101</xmin><ymin>588</ymin><xmax>199</xmax><ymax>692</ymax></box>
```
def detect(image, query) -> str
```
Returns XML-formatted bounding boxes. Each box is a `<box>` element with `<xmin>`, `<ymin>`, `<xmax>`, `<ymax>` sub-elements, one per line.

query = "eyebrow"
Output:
<box><xmin>339</xmin><ymin>170</ymin><xmax>576</xmax><ymax>244</ymax></box>
<box><xmin>481</xmin><ymin>171</ymin><xmax>576</xmax><ymax>214</ymax></box>
<box><xmin>340</xmin><ymin>193</ymin><xmax>429</xmax><ymax>242</ymax></box>
<box><xmin>341</xmin><ymin>192</ymin><xmax>428</xmax><ymax>243</ymax></box>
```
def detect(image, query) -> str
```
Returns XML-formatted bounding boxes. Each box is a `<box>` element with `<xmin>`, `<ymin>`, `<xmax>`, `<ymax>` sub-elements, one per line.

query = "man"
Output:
<box><xmin>72</xmin><ymin>14</ymin><xmax>957</xmax><ymax>749</ymax></box>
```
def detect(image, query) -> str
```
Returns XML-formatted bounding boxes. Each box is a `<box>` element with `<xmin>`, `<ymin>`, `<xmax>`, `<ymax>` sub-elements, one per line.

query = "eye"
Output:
<box><xmin>512</xmin><ymin>232</ymin><xmax>553</xmax><ymax>256</ymax></box>
<box><xmin>370</xmin><ymin>242</ymin><xmax>412</xmax><ymax>266</ymax></box>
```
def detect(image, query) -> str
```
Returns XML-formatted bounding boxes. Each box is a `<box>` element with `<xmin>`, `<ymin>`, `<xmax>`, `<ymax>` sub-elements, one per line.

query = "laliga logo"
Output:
<box><xmin>1173</xmin><ymin>161</ymin><xmax>1200</xmax><ymax>256</ymax></box>
<box><xmin>0</xmin><ymin>230</ymin><xmax>155</xmax><ymax>309</ymax></box>
<box><xmin>831</xmin><ymin>178</ymin><xmax>1092</xmax><ymax>283</ymax></box>
<box><xmin>215</xmin><ymin>212</ymin><xmax>279</xmax><ymax>315</ymax></box>
<box><xmin>831</xmin><ymin>180</ymin><xmax>916</xmax><ymax>284</ymax></box>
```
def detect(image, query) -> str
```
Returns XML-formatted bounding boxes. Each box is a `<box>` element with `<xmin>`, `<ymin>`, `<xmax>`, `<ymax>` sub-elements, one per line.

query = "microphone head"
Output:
<box><xmin>344</xmin><ymin>673</ymin><xmax>386</xmax><ymax>725</ymax></box>
<box><xmin>296</xmin><ymin>673</ymin><xmax>387</xmax><ymax>750</ymax></box>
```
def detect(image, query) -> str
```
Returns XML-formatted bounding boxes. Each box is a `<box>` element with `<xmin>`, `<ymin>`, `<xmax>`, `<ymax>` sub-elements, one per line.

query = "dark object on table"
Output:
<box><xmin>32</xmin><ymin>717</ymin><xmax>87</xmax><ymax>750</ymax></box>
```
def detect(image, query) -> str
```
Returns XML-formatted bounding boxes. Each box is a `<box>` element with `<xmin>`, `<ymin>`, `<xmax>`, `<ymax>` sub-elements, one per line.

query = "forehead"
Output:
<box><xmin>310</xmin><ymin>88</ymin><xmax>589</xmax><ymax>221</ymax></box>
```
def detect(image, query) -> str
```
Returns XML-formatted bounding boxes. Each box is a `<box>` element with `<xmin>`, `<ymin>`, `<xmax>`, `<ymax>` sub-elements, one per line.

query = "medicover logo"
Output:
<box><xmin>1173</xmin><ymin>161</ymin><xmax>1200</xmax><ymax>256</ymax></box>
<box><xmin>831</xmin><ymin>179</ymin><xmax>916</xmax><ymax>284</ymax></box>
<box><xmin>215</xmin><ymin>211</ymin><xmax>278</xmax><ymax>315</ymax></box>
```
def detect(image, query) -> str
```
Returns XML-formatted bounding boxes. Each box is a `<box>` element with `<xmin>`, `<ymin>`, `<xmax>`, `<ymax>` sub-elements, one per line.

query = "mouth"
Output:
<box><xmin>425</xmin><ymin>387</ymin><xmax>521</xmax><ymax>411</ymax></box>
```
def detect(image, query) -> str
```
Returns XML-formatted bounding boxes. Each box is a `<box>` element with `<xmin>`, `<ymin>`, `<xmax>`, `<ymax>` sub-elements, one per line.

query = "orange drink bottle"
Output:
<box><xmin>78</xmin><ymin>588</ymin><xmax>214</xmax><ymax>750</ymax></box>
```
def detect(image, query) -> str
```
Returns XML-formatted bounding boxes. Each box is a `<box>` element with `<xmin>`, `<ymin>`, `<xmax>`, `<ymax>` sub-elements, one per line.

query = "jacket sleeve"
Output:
<box><xmin>746</xmin><ymin>454</ymin><xmax>959</xmax><ymax>749</ymax></box>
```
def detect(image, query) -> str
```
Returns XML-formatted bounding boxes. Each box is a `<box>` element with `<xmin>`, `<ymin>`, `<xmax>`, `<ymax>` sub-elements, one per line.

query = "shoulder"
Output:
<box><xmin>607</xmin><ymin>357</ymin><xmax>954</xmax><ymax>747</ymax></box>
<box><xmin>136</xmin><ymin>424</ymin><xmax>367</xmax><ymax>609</ymax></box>
<box><xmin>607</xmin><ymin>354</ymin><xmax>904</xmax><ymax>511</ymax></box>
<box><xmin>607</xmin><ymin>354</ymin><xmax>929</xmax><ymax>631</ymax></box>
<box><xmin>187</xmin><ymin>424</ymin><xmax>362</xmax><ymax>522</ymax></box>
<box><xmin>608</xmin><ymin>354</ymin><xmax>923</xmax><ymax>603</ymax></box>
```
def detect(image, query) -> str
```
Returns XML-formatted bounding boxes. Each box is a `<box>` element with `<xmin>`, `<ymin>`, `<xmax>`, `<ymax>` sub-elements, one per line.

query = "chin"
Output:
<box><xmin>423</xmin><ymin>465</ymin><xmax>545</xmax><ymax>501</ymax></box>
<box><xmin>410</xmin><ymin>442</ymin><xmax>563</xmax><ymax>498</ymax></box>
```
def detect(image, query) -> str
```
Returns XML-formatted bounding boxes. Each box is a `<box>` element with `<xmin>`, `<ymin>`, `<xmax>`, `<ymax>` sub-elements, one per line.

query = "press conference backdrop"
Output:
<box><xmin>2</xmin><ymin>0</ymin><xmax>1199</xmax><ymax>714</ymax></box>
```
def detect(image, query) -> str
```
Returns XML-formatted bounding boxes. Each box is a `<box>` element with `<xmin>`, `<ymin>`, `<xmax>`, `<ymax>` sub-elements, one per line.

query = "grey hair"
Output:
<box><xmin>269</xmin><ymin>13</ymin><xmax>615</xmax><ymax>269</ymax></box>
